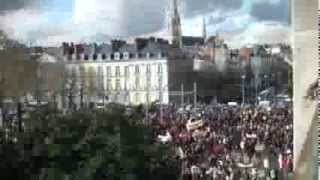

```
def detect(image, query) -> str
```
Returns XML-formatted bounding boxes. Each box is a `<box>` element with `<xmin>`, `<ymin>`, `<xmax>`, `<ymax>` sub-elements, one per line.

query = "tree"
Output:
<box><xmin>0</xmin><ymin>48</ymin><xmax>38</xmax><ymax>98</ymax></box>
<box><xmin>120</xmin><ymin>112</ymin><xmax>179</xmax><ymax>180</ymax></box>
<box><xmin>0</xmin><ymin>104</ymin><xmax>178</xmax><ymax>180</ymax></box>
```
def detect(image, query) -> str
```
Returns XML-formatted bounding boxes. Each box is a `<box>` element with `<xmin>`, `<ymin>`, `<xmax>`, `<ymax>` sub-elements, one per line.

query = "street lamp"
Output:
<box><xmin>271</xmin><ymin>73</ymin><xmax>276</xmax><ymax>103</ymax></box>
<box><xmin>241</xmin><ymin>75</ymin><xmax>246</xmax><ymax>106</ymax></box>
<box><xmin>264</xmin><ymin>75</ymin><xmax>268</xmax><ymax>101</ymax></box>
<box><xmin>255</xmin><ymin>75</ymin><xmax>259</xmax><ymax>105</ymax></box>
<box><xmin>264</xmin><ymin>74</ymin><xmax>268</xmax><ymax>90</ymax></box>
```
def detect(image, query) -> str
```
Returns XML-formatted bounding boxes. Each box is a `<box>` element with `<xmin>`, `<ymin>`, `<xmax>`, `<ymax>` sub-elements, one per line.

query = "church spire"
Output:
<box><xmin>202</xmin><ymin>16</ymin><xmax>207</xmax><ymax>41</ymax></box>
<box><xmin>171</xmin><ymin>0</ymin><xmax>182</xmax><ymax>48</ymax></box>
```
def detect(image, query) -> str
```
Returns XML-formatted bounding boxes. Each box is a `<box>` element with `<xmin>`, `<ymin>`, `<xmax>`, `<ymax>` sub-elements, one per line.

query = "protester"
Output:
<box><xmin>149</xmin><ymin>103</ymin><xmax>293</xmax><ymax>180</ymax></box>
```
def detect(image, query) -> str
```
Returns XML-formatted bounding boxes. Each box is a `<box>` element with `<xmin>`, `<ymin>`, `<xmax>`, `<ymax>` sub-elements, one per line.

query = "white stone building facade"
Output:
<box><xmin>63</xmin><ymin>52</ymin><xmax>169</xmax><ymax>105</ymax></box>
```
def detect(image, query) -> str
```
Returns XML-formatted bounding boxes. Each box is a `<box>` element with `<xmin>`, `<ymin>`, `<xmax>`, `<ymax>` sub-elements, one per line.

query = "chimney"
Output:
<box><xmin>62</xmin><ymin>42</ymin><xmax>69</xmax><ymax>55</ymax></box>
<box><xmin>69</xmin><ymin>42</ymin><xmax>75</xmax><ymax>55</ymax></box>
<box><xmin>149</xmin><ymin>37</ymin><xmax>155</xmax><ymax>43</ymax></box>
<box><xmin>111</xmin><ymin>40</ymin><xmax>126</xmax><ymax>51</ymax></box>
<box><xmin>135</xmin><ymin>38</ymin><xmax>148</xmax><ymax>51</ymax></box>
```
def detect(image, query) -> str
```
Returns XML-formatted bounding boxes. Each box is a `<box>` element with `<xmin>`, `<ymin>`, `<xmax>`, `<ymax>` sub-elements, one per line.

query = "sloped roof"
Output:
<box><xmin>118</xmin><ymin>44</ymin><xmax>137</xmax><ymax>53</ymax></box>
<box><xmin>140</xmin><ymin>42</ymin><xmax>163</xmax><ymax>54</ymax></box>
<box><xmin>98</xmin><ymin>43</ymin><xmax>112</xmax><ymax>54</ymax></box>
<box><xmin>182</xmin><ymin>36</ymin><xmax>205</xmax><ymax>46</ymax></box>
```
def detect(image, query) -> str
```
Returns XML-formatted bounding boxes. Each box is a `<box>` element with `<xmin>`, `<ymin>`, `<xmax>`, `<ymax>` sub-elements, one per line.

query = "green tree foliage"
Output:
<box><xmin>0</xmin><ymin>105</ymin><xmax>178</xmax><ymax>180</ymax></box>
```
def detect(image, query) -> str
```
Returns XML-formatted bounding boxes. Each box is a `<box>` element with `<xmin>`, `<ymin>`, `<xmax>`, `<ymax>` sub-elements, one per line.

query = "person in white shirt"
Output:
<box><xmin>205</xmin><ymin>166</ymin><xmax>218</xmax><ymax>180</ymax></box>
<box><xmin>190</xmin><ymin>164</ymin><xmax>201</xmax><ymax>180</ymax></box>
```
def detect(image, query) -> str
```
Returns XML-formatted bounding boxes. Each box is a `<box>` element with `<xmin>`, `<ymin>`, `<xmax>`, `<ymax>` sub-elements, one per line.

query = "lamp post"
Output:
<box><xmin>271</xmin><ymin>73</ymin><xmax>276</xmax><ymax>103</ymax></box>
<box><xmin>36</xmin><ymin>64</ymin><xmax>42</xmax><ymax>106</ymax></box>
<box><xmin>241</xmin><ymin>75</ymin><xmax>246</xmax><ymax>106</ymax></box>
<box><xmin>159</xmin><ymin>76</ymin><xmax>163</xmax><ymax>123</ymax></box>
<box><xmin>264</xmin><ymin>74</ymin><xmax>268</xmax><ymax>90</ymax></box>
<box><xmin>264</xmin><ymin>74</ymin><xmax>268</xmax><ymax>101</ymax></box>
<box><xmin>255</xmin><ymin>76</ymin><xmax>258</xmax><ymax>105</ymax></box>
<box><xmin>0</xmin><ymin>72</ymin><xmax>4</xmax><ymax>126</ymax></box>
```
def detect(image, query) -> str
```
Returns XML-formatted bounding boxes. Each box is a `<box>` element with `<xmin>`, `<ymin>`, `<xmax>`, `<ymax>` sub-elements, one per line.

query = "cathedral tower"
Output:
<box><xmin>170</xmin><ymin>0</ymin><xmax>182</xmax><ymax>48</ymax></box>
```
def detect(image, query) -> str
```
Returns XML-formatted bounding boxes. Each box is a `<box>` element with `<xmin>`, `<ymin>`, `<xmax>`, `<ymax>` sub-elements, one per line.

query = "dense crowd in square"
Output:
<box><xmin>148</xmin><ymin>103</ymin><xmax>293</xmax><ymax>180</ymax></box>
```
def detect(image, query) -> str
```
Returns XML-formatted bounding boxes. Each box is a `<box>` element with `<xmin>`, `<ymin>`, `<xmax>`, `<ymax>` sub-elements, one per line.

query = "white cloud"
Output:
<box><xmin>0</xmin><ymin>9</ymin><xmax>46</xmax><ymax>42</ymax></box>
<box><xmin>223</xmin><ymin>21</ymin><xmax>290</xmax><ymax>48</ymax></box>
<box><xmin>0</xmin><ymin>0</ymin><xmax>125</xmax><ymax>45</ymax></box>
<box><xmin>73</xmin><ymin>0</ymin><xmax>123</xmax><ymax>32</ymax></box>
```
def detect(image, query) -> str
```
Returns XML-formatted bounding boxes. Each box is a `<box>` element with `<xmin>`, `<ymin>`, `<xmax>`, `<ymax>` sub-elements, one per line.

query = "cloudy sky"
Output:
<box><xmin>0</xmin><ymin>0</ymin><xmax>290</xmax><ymax>48</ymax></box>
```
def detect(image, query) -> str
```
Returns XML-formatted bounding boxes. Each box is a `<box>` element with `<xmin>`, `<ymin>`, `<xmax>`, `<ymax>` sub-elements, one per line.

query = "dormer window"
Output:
<box><xmin>110</xmin><ymin>54</ymin><xmax>114</xmax><ymax>60</ymax></box>
<box><xmin>84</xmin><ymin>54</ymin><xmax>89</xmax><ymax>60</ymax></box>
<box><xmin>79</xmin><ymin>54</ymin><xmax>84</xmax><ymax>60</ymax></box>
<box><xmin>149</xmin><ymin>53</ymin><xmax>154</xmax><ymax>58</ymax></box>
<box><xmin>102</xmin><ymin>54</ymin><xmax>106</xmax><ymax>60</ymax></box>
<box><xmin>159</xmin><ymin>52</ymin><xmax>166</xmax><ymax>58</ymax></box>
<box><xmin>129</xmin><ymin>53</ymin><xmax>134</xmax><ymax>58</ymax></box>
<box><xmin>115</xmin><ymin>52</ymin><xmax>120</xmax><ymax>60</ymax></box>
<box><xmin>93</xmin><ymin>54</ymin><xmax>97</xmax><ymax>60</ymax></box>
<box><xmin>123</xmin><ymin>52</ymin><xmax>129</xmax><ymax>60</ymax></box>
<box><xmin>106</xmin><ymin>54</ymin><xmax>111</xmax><ymax>60</ymax></box>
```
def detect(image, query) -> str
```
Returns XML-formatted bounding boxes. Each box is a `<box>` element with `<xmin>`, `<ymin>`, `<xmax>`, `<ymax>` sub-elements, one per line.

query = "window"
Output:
<box><xmin>158</xmin><ymin>77</ymin><xmax>163</xmax><ymax>89</ymax></box>
<box><xmin>116</xmin><ymin>79</ymin><xmax>121</xmax><ymax>90</ymax></box>
<box><xmin>124</xmin><ymin>52</ymin><xmax>129</xmax><ymax>60</ymax></box>
<box><xmin>97</xmin><ymin>66</ymin><xmax>103</xmax><ymax>77</ymax></box>
<box><xmin>106</xmin><ymin>79</ymin><xmax>112</xmax><ymax>90</ymax></box>
<box><xmin>146</xmin><ymin>64</ymin><xmax>151</xmax><ymax>74</ymax></box>
<box><xmin>79</xmin><ymin>65</ymin><xmax>85</xmax><ymax>76</ymax></box>
<box><xmin>157</xmin><ymin>64</ymin><xmax>162</xmax><ymax>73</ymax></box>
<box><xmin>93</xmin><ymin>54</ymin><xmax>97</xmax><ymax>60</ymax></box>
<box><xmin>147</xmin><ymin>76</ymin><xmax>151</xmax><ymax>87</ymax></box>
<box><xmin>124</xmin><ymin>80</ymin><xmax>128</xmax><ymax>90</ymax></box>
<box><xmin>106</xmin><ymin>66</ymin><xmax>111</xmax><ymax>77</ymax></box>
<box><xmin>116</xmin><ymin>66</ymin><xmax>120</xmax><ymax>77</ymax></box>
<box><xmin>159</xmin><ymin>52</ymin><xmax>166</xmax><ymax>58</ymax></box>
<box><xmin>135</xmin><ymin>93</ymin><xmax>139</xmax><ymax>104</ymax></box>
<box><xmin>125</xmin><ymin>66</ymin><xmax>129</xmax><ymax>77</ymax></box>
<box><xmin>115</xmin><ymin>53</ymin><xmax>120</xmax><ymax>60</ymax></box>
<box><xmin>135</xmin><ymin>77</ymin><xmax>140</xmax><ymax>90</ymax></box>
<box><xmin>84</xmin><ymin>54</ymin><xmax>89</xmax><ymax>60</ymax></box>
<box><xmin>102</xmin><ymin>54</ymin><xmax>106</xmax><ymax>60</ymax></box>
<box><xmin>135</xmin><ymin>65</ymin><xmax>140</xmax><ymax>74</ymax></box>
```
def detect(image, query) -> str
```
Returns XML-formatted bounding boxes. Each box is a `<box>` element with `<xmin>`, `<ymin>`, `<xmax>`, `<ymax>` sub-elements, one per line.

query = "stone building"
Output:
<box><xmin>62</xmin><ymin>38</ymin><xmax>172</xmax><ymax>106</ymax></box>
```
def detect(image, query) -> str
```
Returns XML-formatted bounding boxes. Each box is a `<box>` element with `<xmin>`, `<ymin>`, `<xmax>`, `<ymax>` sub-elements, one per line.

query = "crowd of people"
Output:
<box><xmin>148</xmin><ymin>103</ymin><xmax>293</xmax><ymax>180</ymax></box>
